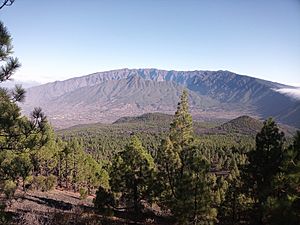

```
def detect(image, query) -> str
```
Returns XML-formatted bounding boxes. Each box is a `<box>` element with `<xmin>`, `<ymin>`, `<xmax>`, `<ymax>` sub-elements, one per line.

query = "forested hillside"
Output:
<box><xmin>58</xmin><ymin>113</ymin><xmax>296</xmax><ymax>163</ymax></box>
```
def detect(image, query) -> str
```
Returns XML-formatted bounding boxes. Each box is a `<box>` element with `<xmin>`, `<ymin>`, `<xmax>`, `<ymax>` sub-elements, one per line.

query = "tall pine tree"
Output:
<box><xmin>157</xmin><ymin>90</ymin><xmax>215</xmax><ymax>224</ymax></box>
<box><xmin>242</xmin><ymin>118</ymin><xmax>286</xmax><ymax>224</ymax></box>
<box><xmin>263</xmin><ymin>131</ymin><xmax>300</xmax><ymax>225</ymax></box>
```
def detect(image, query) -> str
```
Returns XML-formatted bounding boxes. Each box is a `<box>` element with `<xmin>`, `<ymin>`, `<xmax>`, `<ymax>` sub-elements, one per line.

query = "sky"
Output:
<box><xmin>0</xmin><ymin>0</ymin><xmax>299</xmax><ymax>86</ymax></box>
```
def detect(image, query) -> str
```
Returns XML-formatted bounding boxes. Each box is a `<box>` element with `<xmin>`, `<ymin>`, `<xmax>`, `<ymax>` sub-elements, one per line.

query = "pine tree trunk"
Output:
<box><xmin>58</xmin><ymin>156</ymin><xmax>62</xmax><ymax>188</ymax></box>
<box><xmin>133</xmin><ymin>178</ymin><xmax>139</xmax><ymax>215</ymax></box>
<box><xmin>23</xmin><ymin>177</ymin><xmax>26</xmax><ymax>192</ymax></box>
<box><xmin>232</xmin><ymin>187</ymin><xmax>237</xmax><ymax>223</ymax></box>
<box><xmin>65</xmin><ymin>156</ymin><xmax>69</xmax><ymax>189</ymax></box>
<box><xmin>72</xmin><ymin>155</ymin><xmax>77</xmax><ymax>192</ymax></box>
<box><xmin>193</xmin><ymin>174</ymin><xmax>198</xmax><ymax>225</ymax></box>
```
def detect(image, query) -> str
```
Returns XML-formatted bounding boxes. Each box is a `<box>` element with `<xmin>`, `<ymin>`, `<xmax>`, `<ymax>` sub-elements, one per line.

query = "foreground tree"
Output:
<box><xmin>242</xmin><ymin>118</ymin><xmax>286</xmax><ymax>224</ymax></box>
<box><xmin>263</xmin><ymin>131</ymin><xmax>300</xmax><ymax>225</ymax></box>
<box><xmin>0</xmin><ymin>21</ymin><xmax>47</xmax><ymax>152</ymax></box>
<box><xmin>0</xmin><ymin>15</ymin><xmax>49</xmax><ymax>223</ymax></box>
<box><xmin>157</xmin><ymin>90</ymin><xmax>215</xmax><ymax>224</ymax></box>
<box><xmin>0</xmin><ymin>14</ymin><xmax>49</xmax><ymax>210</ymax></box>
<box><xmin>0</xmin><ymin>20</ymin><xmax>20</xmax><ymax>83</ymax></box>
<box><xmin>110</xmin><ymin>135</ymin><xmax>155</xmax><ymax>214</ymax></box>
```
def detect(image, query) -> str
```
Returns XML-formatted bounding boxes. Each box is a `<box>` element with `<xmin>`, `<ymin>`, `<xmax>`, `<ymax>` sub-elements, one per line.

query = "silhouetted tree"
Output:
<box><xmin>0</xmin><ymin>0</ymin><xmax>15</xmax><ymax>10</ymax></box>
<box><xmin>242</xmin><ymin>118</ymin><xmax>285</xmax><ymax>224</ymax></box>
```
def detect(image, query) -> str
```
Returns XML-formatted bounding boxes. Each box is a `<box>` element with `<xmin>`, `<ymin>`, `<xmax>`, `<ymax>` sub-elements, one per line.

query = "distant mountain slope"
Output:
<box><xmin>206</xmin><ymin>116</ymin><xmax>263</xmax><ymax>135</ymax></box>
<box><xmin>220</xmin><ymin>115</ymin><xmax>263</xmax><ymax>131</ymax></box>
<box><xmin>23</xmin><ymin>75</ymin><xmax>216</xmax><ymax>128</ymax></box>
<box><xmin>275</xmin><ymin>103</ymin><xmax>300</xmax><ymax>128</ymax></box>
<box><xmin>205</xmin><ymin>115</ymin><xmax>296</xmax><ymax>136</ymax></box>
<box><xmin>22</xmin><ymin>69</ymin><xmax>300</xmax><ymax>128</ymax></box>
<box><xmin>113</xmin><ymin>112</ymin><xmax>173</xmax><ymax>125</ymax></box>
<box><xmin>0</xmin><ymin>80</ymin><xmax>40</xmax><ymax>88</ymax></box>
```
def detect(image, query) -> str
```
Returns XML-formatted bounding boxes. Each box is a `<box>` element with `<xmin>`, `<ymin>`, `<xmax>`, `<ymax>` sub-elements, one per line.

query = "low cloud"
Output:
<box><xmin>275</xmin><ymin>88</ymin><xmax>300</xmax><ymax>100</ymax></box>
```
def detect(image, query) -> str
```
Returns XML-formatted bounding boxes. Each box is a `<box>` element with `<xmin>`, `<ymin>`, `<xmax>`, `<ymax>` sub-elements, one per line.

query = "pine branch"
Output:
<box><xmin>0</xmin><ymin>0</ymin><xmax>15</xmax><ymax>10</ymax></box>
<box><xmin>0</xmin><ymin>57</ymin><xmax>21</xmax><ymax>82</ymax></box>
<box><xmin>11</xmin><ymin>84</ymin><xmax>25</xmax><ymax>102</ymax></box>
<box><xmin>0</xmin><ymin>21</ymin><xmax>13</xmax><ymax>60</ymax></box>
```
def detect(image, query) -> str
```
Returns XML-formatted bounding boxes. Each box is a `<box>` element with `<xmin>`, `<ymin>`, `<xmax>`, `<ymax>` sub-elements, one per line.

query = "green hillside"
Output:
<box><xmin>58</xmin><ymin>113</ymin><xmax>261</xmax><ymax>162</ymax></box>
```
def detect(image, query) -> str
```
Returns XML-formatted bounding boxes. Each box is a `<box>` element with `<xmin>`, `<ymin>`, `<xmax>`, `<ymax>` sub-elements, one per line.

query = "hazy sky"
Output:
<box><xmin>0</xmin><ymin>0</ymin><xmax>299</xmax><ymax>85</ymax></box>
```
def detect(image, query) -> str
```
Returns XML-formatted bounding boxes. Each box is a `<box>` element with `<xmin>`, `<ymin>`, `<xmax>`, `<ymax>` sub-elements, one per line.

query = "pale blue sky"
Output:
<box><xmin>0</xmin><ymin>0</ymin><xmax>299</xmax><ymax>85</ymax></box>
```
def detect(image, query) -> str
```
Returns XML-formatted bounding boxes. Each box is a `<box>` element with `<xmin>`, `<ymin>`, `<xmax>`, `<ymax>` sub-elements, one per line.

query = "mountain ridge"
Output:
<box><xmin>22</xmin><ymin>68</ymin><xmax>300</xmax><ymax>128</ymax></box>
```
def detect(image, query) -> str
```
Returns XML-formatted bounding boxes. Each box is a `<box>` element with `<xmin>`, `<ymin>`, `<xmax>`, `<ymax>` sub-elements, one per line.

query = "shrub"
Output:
<box><xmin>0</xmin><ymin>206</ymin><xmax>12</xmax><ymax>225</ymax></box>
<box><xmin>24</xmin><ymin>175</ymin><xmax>34</xmax><ymax>190</ymax></box>
<box><xmin>33</xmin><ymin>176</ymin><xmax>46</xmax><ymax>191</ymax></box>
<box><xmin>94</xmin><ymin>186</ymin><xmax>115</xmax><ymax>214</ymax></box>
<box><xmin>44</xmin><ymin>175</ymin><xmax>57</xmax><ymax>191</ymax></box>
<box><xmin>3</xmin><ymin>180</ymin><xmax>17</xmax><ymax>200</ymax></box>
<box><xmin>79</xmin><ymin>187</ymin><xmax>88</xmax><ymax>200</ymax></box>
<box><xmin>32</xmin><ymin>175</ymin><xmax>57</xmax><ymax>192</ymax></box>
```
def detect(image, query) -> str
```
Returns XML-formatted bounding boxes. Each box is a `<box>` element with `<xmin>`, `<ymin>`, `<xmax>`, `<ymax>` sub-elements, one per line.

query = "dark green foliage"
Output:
<box><xmin>59</xmin><ymin>112</ymin><xmax>258</xmax><ymax>167</ymax></box>
<box><xmin>13</xmin><ymin>152</ymin><xmax>33</xmax><ymax>190</ymax></box>
<box><xmin>235</xmin><ymin>119</ymin><xmax>300</xmax><ymax>225</ymax></box>
<box><xmin>0</xmin><ymin>21</ymin><xmax>44</xmax><ymax>163</ymax></box>
<box><xmin>110</xmin><ymin>135</ymin><xmax>155</xmax><ymax>214</ymax></box>
<box><xmin>113</xmin><ymin>112</ymin><xmax>173</xmax><ymax>125</ymax></box>
<box><xmin>211</xmin><ymin>115</ymin><xmax>263</xmax><ymax>136</ymax></box>
<box><xmin>94</xmin><ymin>186</ymin><xmax>115</xmax><ymax>213</ymax></box>
<box><xmin>156</xmin><ymin>90</ymin><xmax>217</xmax><ymax>224</ymax></box>
<box><xmin>32</xmin><ymin>175</ymin><xmax>47</xmax><ymax>191</ymax></box>
<box><xmin>0</xmin><ymin>203</ymin><xmax>12</xmax><ymax>225</ymax></box>
<box><xmin>262</xmin><ymin>131</ymin><xmax>300</xmax><ymax>225</ymax></box>
<box><xmin>29</xmin><ymin>175</ymin><xmax>56</xmax><ymax>192</ymax></box>
<box><xmin>0</xmin><ymin>21</ymin><xmax>20</xmax><ymax>82</ymax></box>
<box><xmin>45</xmin><ymin>175</ymin><xmax>57</xmax><ymax>191</ymax></box>
<box><xmin>2</xmin><ymin>180</ymin><xmax>16</xmax><ymax>199</ymax></box>
<box><xmin>242</xmin><ymin>118</ymin><xmax>285</xmax><ymax>224</ymax></box>
<box><xmin>169</xmin><ymin>90</ymin><xmax>194</xmax><ymax>146</ymax></box>
<box><xmin>58</xmin><ymin>117</ymin><xmax>170</xmax><ymax>162</ymax></box>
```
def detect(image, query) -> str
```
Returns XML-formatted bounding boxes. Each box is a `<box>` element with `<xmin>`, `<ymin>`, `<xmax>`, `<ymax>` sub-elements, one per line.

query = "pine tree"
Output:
<box><xmin>12</xmin><ymin>151</ymin><xmax>33</xmax><ymax>191</ymax></box>
<box><xmin>110</xmin><ymin>135</ymin><xmax>155</xmax><ymax>214</ymax></box>
<box><xmin>0</xmin><ymin>21</ymin><xmax>20</xmax><ymax>83</ymax></box>
<box><xmin>0</xmin><ymin>18</ymin><xmax>48</xmax><ymax>206</ymax></box>
<box><xmin>156</xmin><ymin>90</ymin><xmax>214</xmax><ymax>224</ymax></box>
<box><xmin>156</xmin><ymin>90</ymin><xmax>193</xmax><ymax>202</ymax></box>
<box><xmin>0</xmin><ymin>19</ymin><xmax>47</xmax><ymax>152</ymax></box>
<box><xmin>263</xmin><ymin>131</ymin><xmax>300</xmax><ymax>225</ymax></box>
<box><xmin>31</xmin><ymin>125</ymin><xmax>58</xmax><ymax>176</ymax></box>
<box><xmin>83</xmin><ymin>154</ymin><xmax>107</xmax><ymax>194</ymax></box>
<box><xmin>0</xmin><ymin>1</ymin><xmax>15</xmax><ymax>10</ymax></box>
<box><xmin>169</xmin><ymin>89</ymin><xmax>193</xmax><ymax>148</ymax></box>
<box><xmin>242</xmin><ymin>118</ymin><xmax>286</xmax><ymax>224</ymax></box>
